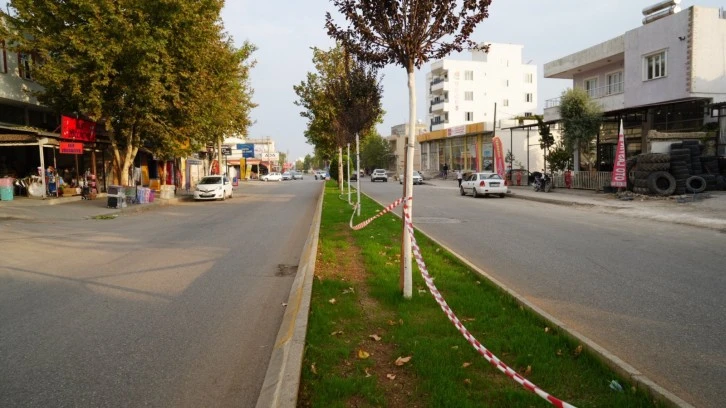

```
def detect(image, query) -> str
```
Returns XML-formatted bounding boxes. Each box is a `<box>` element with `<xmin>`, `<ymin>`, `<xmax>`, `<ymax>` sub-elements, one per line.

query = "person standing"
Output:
<box><xmin>456</xmin><ymin>169</ymin><xmax>463</xmax><ymax>187</ymax></box>
<box><xmin>443</xmin><ymin>163</ymin><xmax>449</xmax><ymax>179</ymax></box>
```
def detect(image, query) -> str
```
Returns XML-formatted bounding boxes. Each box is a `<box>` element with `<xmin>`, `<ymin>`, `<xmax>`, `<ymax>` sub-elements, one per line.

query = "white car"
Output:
<box><xmin>282</xmin><ymin>172</ymin><xmax>292</xmax><ymax>180</ymax></box>
<box><xmin>314</xmin><ymin>170</ymin><xmax>328</xmax><ymax>180</ymax></box>
<box><xmin>399</xmin><ymin>171</ymin><xmax>423</xmax><ymax>185</ymax></box>
<box><xmin>262</xmin><ymin>172</ymin><xmax>282</xmax><ymax>182</ymax></box>
<box><xmin>194</xmin><ymin>175</ymin><xmax>233</xmax><ymax>201</ymax></box>
<box><xmin>371</xmin><ymin>169</ymin><xmax>388</xmax><ymax>182</ymax></box>
<box><xmin>291</xmin><ymin>171</ymin><xmax>303</xmax><ymax>180</ymax></box>
<box><xmin>460</xmin><ymin>172</ymin><xmax>507</xmax><ymax>198</ymax></box>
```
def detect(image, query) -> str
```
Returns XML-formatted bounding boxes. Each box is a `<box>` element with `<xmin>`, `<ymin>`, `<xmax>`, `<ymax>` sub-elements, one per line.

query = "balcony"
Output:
<box><xmin>430</xmin><ymin>77</ymin><xmax>447</xmax><ymax>94</ymax></box>
<box><xmin>544</xmin><ymin>81</ymin><xmax>625</xmax><ymax>122</ymax></box>
<box><xmin>430</xmin><ymin>98</ymin><xmax>448</xmax><ymax>112</ymax></box>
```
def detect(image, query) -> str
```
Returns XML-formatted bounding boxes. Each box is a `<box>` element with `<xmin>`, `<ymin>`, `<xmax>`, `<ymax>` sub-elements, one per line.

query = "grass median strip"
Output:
<box><xmin>298</xmin><ymin>183</ymin><xmax>661</xmax><ymax>407</ymax></box>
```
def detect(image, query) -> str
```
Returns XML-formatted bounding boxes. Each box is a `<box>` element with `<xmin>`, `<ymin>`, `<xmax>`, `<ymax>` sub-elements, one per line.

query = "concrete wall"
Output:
<box><xmin>0</xmin><ymin>45</ymin><xmax>44</xmax><ymax>106</ymax></box>
<box><xmin>690</xmin><ymin>6</ymin><xmax>726</xmax><ymax>103</ymax></box>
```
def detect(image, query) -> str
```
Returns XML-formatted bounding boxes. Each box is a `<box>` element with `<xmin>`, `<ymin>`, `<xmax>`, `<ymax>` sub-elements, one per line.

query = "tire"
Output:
<box><xmin>229</xmin><ymin>190</ymin><xmax>233</xmax><ymax>199</ymax></box>
<box><xmin>499</xmin><ymin>193</ymin><xmax>505</xmax><ymax>198</ymax></box>
<box><xmin>633</xmin><ymin>179</ymin><xmax>649</xmax><ymax>188</ymax></box>
<box><xmin>460</xmin><ymin>186</ymin><xmax>465</xmax><ymax>196</ymax></box>
<box><xmin>221</xmin><ymin>191</ymin><xmax>226</xmax><ymax>201</ymax></box>
<box><xmin>671</xmin><ymin>171</ymin><xmax>690</xmax><ymax>180</ymax></box>
<box><xmin>638</xmin><ymin>162</ymin><xmax>670</xmax><ymax>172</ymax></box>
<box><xmin>647</xmin><ymin>171</ymin><xmax>676</xmax><ymax>196</ymax></box>
<box><xmin>473</xmin><ymin>187</ymin><xmax>479</xmax><ymax>198</ymax></box>
<box><xmin>685</xmin><ymin>176</ymin><xmax>707</xmax><ymax>193</ymax></box>
<box><xmin>637</xmin><ymin>153</ymin><xmax>670</xmax><ymax>163</ymax></box>
<box><xmin>633</xmin><ymin>171</ymin><xmax>651</xmax><ymax>180</ymax></box>
<box><xmin>669</xmin><ymin>155</ymin><xmax>690</xmax><ymax>163</ymax></box>
<box><xmin>670</xmin><ymin>148</ymin><xmax>691</xmax><ymax>156</ymax></box>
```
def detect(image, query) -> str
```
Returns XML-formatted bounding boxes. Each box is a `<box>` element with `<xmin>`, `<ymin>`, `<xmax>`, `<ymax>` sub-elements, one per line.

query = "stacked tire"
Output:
<box><xmin>682</xmin><ymin>140</ymin><xmax>703</xmax><ymax>175</ymax></box>
<box><xmin>632</xmin><ymin>153</ymin><xmax>675</xmax><ymax>196</ymax></box>
<box><xmin>668</xmin><ymin>144</ymin><xmax>691</xmax><ymax>195</ymax></box>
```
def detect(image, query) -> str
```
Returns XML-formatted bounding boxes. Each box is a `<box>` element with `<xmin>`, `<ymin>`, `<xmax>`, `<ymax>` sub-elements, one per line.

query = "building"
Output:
<box><xmin>386</xmin><ymin>121</ymin><xmax>428</xmax><ymax>174</ymax></box>
<box><xmin>543</xmin><ymin>4</ymin><xmax>726</xmax><ymax>170</ymax></box>
<box><xmin>418</xmin><ymin>43</ymin><xmax>545</xmax><ymax>175</ymax></box>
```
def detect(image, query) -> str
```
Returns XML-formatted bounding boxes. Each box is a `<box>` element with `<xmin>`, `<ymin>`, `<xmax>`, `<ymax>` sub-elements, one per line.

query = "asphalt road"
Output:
<box><xmin>361</xmin><ymin>178</ymin><xmax>725</xmax><ymax>408</ymax></box>
<box><xmin>0</xmin><ymin>180</ymin><xmax>321</xmax><ymax>407</ymax></box>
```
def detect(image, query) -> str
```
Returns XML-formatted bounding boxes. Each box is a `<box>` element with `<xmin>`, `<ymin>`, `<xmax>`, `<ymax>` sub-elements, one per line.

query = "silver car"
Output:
<box><xmin>399</xmin><ymin>171</ymin><xmax>423</xmax><ymax>185</ymax></box>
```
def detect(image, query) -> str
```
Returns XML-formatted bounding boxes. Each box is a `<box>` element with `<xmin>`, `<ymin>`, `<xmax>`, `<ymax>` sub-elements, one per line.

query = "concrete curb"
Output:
<box><xmin>255</xmin><ymin>183</ymin><xmax>324</xmax><ymax>408</ymax></box>
<box><xmin>367</xmin><ymin>194</ymin><xmax>694</xmax><ymax>408</ymax></box>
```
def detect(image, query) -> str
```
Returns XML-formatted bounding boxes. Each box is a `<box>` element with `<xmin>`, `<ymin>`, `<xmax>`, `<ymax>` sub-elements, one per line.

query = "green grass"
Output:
<box><xmin>299</xmin><ymin>183</ymin><xmax>663</xmax><ymax>407</ymax></box>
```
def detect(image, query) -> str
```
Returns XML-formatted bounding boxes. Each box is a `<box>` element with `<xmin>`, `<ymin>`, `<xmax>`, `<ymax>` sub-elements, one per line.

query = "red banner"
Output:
<box><xmin>611</xmin><ymin>120</ymin><xmax>627</xmax><ymax>188</ymax></box>
<box><xmin>61</xmin><ymin>115</ymin><xmax>97</xmax><ymax>142</ymax></box>
<box><xmin>60</xmin><ymin>141</ymin><xmax>84</xmax><ymax>155</ymax></box>
<box><xmin>492</xmin><ymin>137</ymin><xmax>505</xmax><ymax>179</ymax></box>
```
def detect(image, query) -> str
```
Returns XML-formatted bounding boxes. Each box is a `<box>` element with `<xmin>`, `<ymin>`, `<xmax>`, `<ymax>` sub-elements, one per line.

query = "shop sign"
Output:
<box><xmin>60</xmin><ymin>141</ymin><xmax>84</xmax><ymax>154</ymax></box>
<box><xmin>447</xmin><ymin>125</ymin><xmax>466</xmax><ymax>137</ymax></box>
<box><xmin>492</xmin><ymin>137</ymin><xmax>505</xmax><ymax>179</ymax></box>
<box><xmin>259</xmin><ymin>152</ymin><xmax>279</xmax><ymax>161</ymax></box>
<box><xmin>221</xmin><ymin>145</ymin><xmax>232</xmax><ymax>156</ymax></box>
<box><xmin>237</xmin><ymin>143</ymin><xmax>255</xmax><ymax>158</ymax></box>
<box><xmin>61</xmin><ymin>115</ymin><xmax>96</xmax><ymax>142</ymax></box>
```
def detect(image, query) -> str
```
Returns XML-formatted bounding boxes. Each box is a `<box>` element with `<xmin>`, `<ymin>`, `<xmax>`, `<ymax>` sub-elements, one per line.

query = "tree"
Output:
<box><xmin>303</xmin><ymin>154</ymin><xmax>313</xmax><ymax>171</ymax></box>
<box><xmin>545</xmin><ymin>141</ymin><xmax>572</xmax><ymax>173</ymax></box>
<box><xmin>505</xmin><ymin>150</ymin><xmax>515</xmax><ymax>169</ymax></box>
<box><xmin>559</xmin><ymin>88</ymin><xmax>602</xmax><ymax>171</ymax></box>
<box><xmin>5</xmin><ymin>0</ymin><xmax>255</xmax><ymax>185</ymax></box>
<box><xmin>360</xmin><ymin>129</ymin><xmax>393</xmax><ymax>170</ymax></box>
<box><xmin>537</xmin><ymin>117</ymin><xmax>555</xmax><ymax>173</ymax></box>
<box><xmin>326</xmin><ymin>0</ymin><xmax>492</xmax><ymax>298</ymax></box>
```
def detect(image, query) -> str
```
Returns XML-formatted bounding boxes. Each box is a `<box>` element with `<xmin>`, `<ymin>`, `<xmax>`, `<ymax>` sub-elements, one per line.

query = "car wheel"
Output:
<box><xmin>221</xmin><ymin>192</ymin><xmax>226</xmax><ymax>201</ymax></box>
<box><xmin>229</xmin><ymin>190</ymin><xmax>233</xmax><ymax>199</ymax></box>
<box><xmin>460</xmin><ymin>186</ymin><xmax>465</xmax><ymax>196</ymax></box>
<box><xmin>499</xmin><ymin>193</ymin><xmax>505</xmax><ymax>198</ymax></box>
<box><xmin>472</xmin><ymin>187</ymin><xmax>479</xmax><ymax>198</ymax></box>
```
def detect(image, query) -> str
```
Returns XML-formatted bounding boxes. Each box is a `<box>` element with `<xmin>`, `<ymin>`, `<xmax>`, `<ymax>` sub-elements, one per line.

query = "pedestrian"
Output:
<box><xmin>456</xmin><ymin>169</ymin><xmax>463</xmax><ymax>187</ymax></box>
<box><xmin>443</xmin><ymin>163</ymin><xmax>449</xmax><ymax>179</ymax></box>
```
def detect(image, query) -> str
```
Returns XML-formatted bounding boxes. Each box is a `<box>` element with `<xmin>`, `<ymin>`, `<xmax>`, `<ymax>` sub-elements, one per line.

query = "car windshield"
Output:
<box><xmin>486</xmin><ymin>174</ymin><xmax>502</xmax><ymax>180</ymax></box>
<box><xmin>200</xmin><ymin>177</ymin><xmax>222</xmax><ymax>184</ymax></box>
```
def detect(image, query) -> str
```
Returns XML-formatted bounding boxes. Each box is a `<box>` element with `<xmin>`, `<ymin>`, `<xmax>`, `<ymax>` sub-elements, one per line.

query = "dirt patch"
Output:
<box><xmin>309</xmin><ymin>229</ymin><xmax>427</xmax><ymax>407</ymax></box>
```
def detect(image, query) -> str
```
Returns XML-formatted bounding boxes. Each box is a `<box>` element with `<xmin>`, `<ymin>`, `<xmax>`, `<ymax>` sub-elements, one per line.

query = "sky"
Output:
<box><xmin>4</xmin><ymin>0</ymin><xmax>724</xmax><ymax>160</ymax></box>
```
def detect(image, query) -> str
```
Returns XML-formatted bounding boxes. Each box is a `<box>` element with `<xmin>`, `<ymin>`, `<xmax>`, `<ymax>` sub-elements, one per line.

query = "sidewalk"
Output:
<box><xmin>425</xmin><ymin>177</ymin><xmax>726</xmax><ymax>232</ymax></box>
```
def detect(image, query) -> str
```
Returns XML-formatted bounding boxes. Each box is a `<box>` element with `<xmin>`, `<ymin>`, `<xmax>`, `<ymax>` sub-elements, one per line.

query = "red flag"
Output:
<box><xmin>492</xmin><ymin>137</ymin><xmax>505</xmax><ymax>178</ymax></box>
<box><xmin>611</xmin><ymin>120</ymin><xmax>627</xmax><ymax>188</ymax></box>
<box><xmin>61</xmin><ymin>115</ymin><xmax>97</xmax><ymax>142</ymax></box>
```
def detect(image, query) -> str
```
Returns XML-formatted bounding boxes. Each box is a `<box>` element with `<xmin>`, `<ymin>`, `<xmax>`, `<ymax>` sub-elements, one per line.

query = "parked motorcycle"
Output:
<box><xmin>532</xmin><ymin>172</ymin><xmax>553</xmax><ymax>193</ymax></box>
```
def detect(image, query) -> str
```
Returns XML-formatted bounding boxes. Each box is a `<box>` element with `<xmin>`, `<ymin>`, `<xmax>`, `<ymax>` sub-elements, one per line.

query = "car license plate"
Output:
<box><xmin>490</xmin><ymin>182</ymin><xmax>500</xmax><ymax>187</ymax></box>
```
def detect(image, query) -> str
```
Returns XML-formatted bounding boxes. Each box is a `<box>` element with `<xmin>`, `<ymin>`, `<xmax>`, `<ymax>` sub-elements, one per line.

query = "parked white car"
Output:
<box><xmin>371</xmin><ymin>169</ymin><xmax>388</xmax><ymax>182</ymax></box>
<box><xmin>282</xmin><ymin>172</ymin><xmax>292</xmax><ymax>180</ymax></box>
<box><xmin>262</xmin><ymin>172</ymin><xmax>282</xmax><ymax>182</ymax></box>
<box><xmin>460</xmin><ymin>172</ymin><xmax>507</xmax><ymax>198</ymax></box>
<box><xmin>399</xmin><ymin>171</ymin><xmax>423</xmax><ymax>185</ymax></box>
<box><xmin>194</xmin><ymin>175</ymin><xmax>233</xmax><ymax>201</ymax></box>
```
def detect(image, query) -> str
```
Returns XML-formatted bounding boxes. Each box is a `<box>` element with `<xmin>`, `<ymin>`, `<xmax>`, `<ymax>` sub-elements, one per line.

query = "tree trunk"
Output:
<box><xmin>338</xmin><ymin>146</ymin><xmax>343</xmax><ymax>194</ymax></box>
<box><xmin>400</xmin><ymin>68</ymin><xmax>415</xmax><ymax>299</ymax></box>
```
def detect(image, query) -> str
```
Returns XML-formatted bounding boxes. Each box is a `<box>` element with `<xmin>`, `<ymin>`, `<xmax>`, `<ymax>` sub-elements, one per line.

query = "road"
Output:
<box><xmin>361</xmin><ymin>178</ymin><xmax>725</xmax><ymax>408</ymax></box>
<box><xmin>0</xmin><ymin>180</ymin><xmax>321</xmax><ymax>408</ymax></box>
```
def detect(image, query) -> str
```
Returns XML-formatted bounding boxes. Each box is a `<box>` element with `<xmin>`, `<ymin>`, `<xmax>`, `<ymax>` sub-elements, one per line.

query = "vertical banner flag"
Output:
<box><xmin>611</xmin><ymin>120</ymin><xmax>627</xmax><ymax>188</ymax></box>
<box><xmin>61</xmin><ymin>115</ymin><xmax>97</xmax><ymax>142</ymax></box>
<box><xmin>492</xmin><ymin>136</ymin><xmax>505</xmax><ymax>179</ymax></box>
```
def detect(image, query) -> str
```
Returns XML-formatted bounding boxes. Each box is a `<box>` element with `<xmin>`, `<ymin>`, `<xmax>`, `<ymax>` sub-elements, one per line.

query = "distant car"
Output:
<box><xmin>194</xmin><ymin>175</ymin><xmax>233</xmax><ymax>201</ymax></box>
<box><xmin>314</xmin><ymin>170</ymin><xmax>327</xmax><ymax>180</ymax></box>
<box><xmin>261</xmin><ymin>172</ymin><xmax>282</xmax><ymax>182</ymax></box>
<box><xmin>371</xmin><ymin>169</ymin><xmax>388</xmax><ymax>182</ymax></box>
<box><xmin>291</xmin><ymin>171</ymin><xmax>303</xmax><ymax>180</ymax></box>
<box><xmin>460</xmin><ymin>172</ymin><xmax>507</xmax><ymax>198</ymax></box>
<box><xmin>399</xmin><ymin>171</ymin><xmax>423</xmax><ymax>185</ymax></box>
<box><xmin>282</xmin><ymin>172</ymin><xmax>292</xmax><ymax>180</ymax></box>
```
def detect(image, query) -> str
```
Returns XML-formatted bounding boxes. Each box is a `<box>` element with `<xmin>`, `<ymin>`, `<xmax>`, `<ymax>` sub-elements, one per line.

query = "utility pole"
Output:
<box><xmin>347</xmin><ymin>143</ymin><xmax>351</xmax><ymax>204</ymax></box>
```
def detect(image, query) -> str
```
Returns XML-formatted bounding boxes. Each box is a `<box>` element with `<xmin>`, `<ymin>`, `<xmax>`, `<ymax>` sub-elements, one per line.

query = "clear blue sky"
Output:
<box><xmin>4</xmin><ymin>1</ymin><xmax>724</xmax><ymax>160</ymax></box>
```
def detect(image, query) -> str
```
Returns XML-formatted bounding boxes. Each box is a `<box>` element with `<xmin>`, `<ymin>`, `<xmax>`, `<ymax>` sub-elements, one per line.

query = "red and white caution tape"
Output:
<box><xmin>349</xmin><ymin>196</ymin><xmax>406</xmax><ymax>231</ymax></box>
<box><xmin>402</xmin><ymin>203</ymin><xmax>577</xmax><ymax>408</ymax></box>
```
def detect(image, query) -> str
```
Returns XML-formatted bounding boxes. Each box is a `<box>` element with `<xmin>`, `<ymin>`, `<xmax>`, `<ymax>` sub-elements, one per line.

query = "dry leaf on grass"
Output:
<box><xmin>369</xmin><ymin>334</ymin><xmax>382</xmax><ymax>341</ymax></box>
<box><xmin>451</xmin><ymin>346</ymin><xmax>459</xmax><ymax>350</ymax></box>
<box><xmin>330</xmin><ymin>330</ymin><xmax>344</xmax><ymax>336</ymax></box>
<box><xmin>475</xmin><ymin>281</ymin><xmax>481</xmax><ymax>285</ymax></box>
<box><xmin>462</xmin><ymin>317</ymin><xmax>476</xmax><ymax>322</ymax></box>
<box><xmin>364</xmin><ymin>368</ymin><xmax>372</xmax><ymax>378</ymax></box>
<box><xmin>281</xmin><ymin>303</ymin><xmax>287</xmax><ymax>307</ymax></box>
<box><xmin>574</xmin><ymin>345</ymin><xmax>583</xmax><ymax>357</ymax></box>
<box><xmin>386</xmin><ymin>374</ymin><xmax>396</xmax><ymax>380</ymax></box>
<box><xmin>464</xmin><ymin>378</ymin><xmax>472</xmax><ymax>385</ymax></box>
<box><xmin>328</xmin><ymin>298</ymin><xmax>337</xmax><ymax>304</ymax></box>
<box><xmin>311</xmin><ymin>363</ymin><xmax>317</xmax><ymax>375</ymax></box>
<box><xmin>524</xmin><ymin>365</ymin><xmax>532</xmax><ymax>376</ymax></box>
<box><xmin>556</xmin><ymin>349</ymin><xmax>563</xmax><ymax>356</ymax></box>
<box><xmin>462</xmin><ymin>362</ymin><xmax>472</xmax><ymax>368</ymax></box>
<box><xmin>358</xmin><ymin>349</ymin><xmax>370</xmax><ymax>359</ymax></box>
<box><xmin>544</xmin><ymin>327</ymin><xmax>550</xmax><ymax>333</ymax></box>
<box><xmin>342</xmin><ymin>287</ymin><xmax>355</xmax><ymax>295</ymax></box>
<box><xmin>418</xmin><ymin>289</ymin><xmax>427</xmax><ymax>294</ymax></box>
<box><xmin>394</xmin><ymin>356</ymin><xmax>412</xmax><ymax>366</ymax></box>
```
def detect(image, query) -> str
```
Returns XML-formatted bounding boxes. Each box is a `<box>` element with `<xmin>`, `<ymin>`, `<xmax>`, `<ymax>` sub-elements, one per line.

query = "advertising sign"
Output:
<box><xmin>221</xmin><ymin>145</ymin><xmax>232</xmax><ymax>156</ymax></box>
<box><xmin>61</xmin><ymin>115</ymin><xmax>96</xmax><ymax>142</ymax></box>
<box><xmin>260</xmin><ymin>152</ymin><xmax>279</xmax><ymax>161</ymax></box>
<box><xmin>447</xmin><ymin>125</ymin><xmax>466</xmax><ymax>137</ymax></box>
<box><xmin>492</xmin><ymin>137</ymin><xmax>505</xmax><ymax>179</ymax></box>
<box><xmin>237</xmin><ymin>143</ymin><xmax>255</xmax><ymax>158</ymax></box>
<box><xmin>611</xmin><ymin>120</ymin><xmax>627</xmax><ymax>188</ymax></box>
<box><xmin>60</xmin><ymin>141</ymin><xmax>84</xmax><ymax>155</ymax></box>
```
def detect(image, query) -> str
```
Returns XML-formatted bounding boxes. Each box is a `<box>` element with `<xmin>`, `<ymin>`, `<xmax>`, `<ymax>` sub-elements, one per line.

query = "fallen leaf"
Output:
<box><xmin>464</xmin><ymin>378</ymin><xmax>472</xmax><ymax>385</ymax></box>
<box><xmin>386</xmin><ymin>374</ymin><xmax>396</xmax><ymax>380</ymax></box>
<box><xmin>399</xmin><ymin>319</ymin><xmax>404</xmax><ymax>325</ymax></box>
<box><xmin>556</xmin><ymin>349</ymin><xmax>563</xmax><ymax>356</ymax></box>
<box><xmin>364</xmin><ymin>368</ymin><xmax>372</xmax><ymax>378</ymax></box>
<box><xmin>387</xmin><ymin>320</ymin><xmax>397</xmax><ymax>326</ymax></box>
<box><xmin>311</xmin><ymin>363</ymin><xmax>317</xmax><ymax>375</ymax></box>
<box><xmin>330</xmin><ymin>330</ymin><xmax>344</xmax><ymax>336</ymax></box>
<box><xmin>475</xmin><ymin>281</ymin><xmax>481</xmax><ymax>285</ymax></box>
<box><xmin>462</xmin><ymin>362</ymin><xmax>472</xmax><ymax>368</ymax></box>
<box><xmin>524</xmin><ymin>365</ymin><xmax>532</xmax><ymax>376</ymax></box>
<box><xmin>342</xmin><ymin>287</ymin><xmax>355</xmax><ymax>295</ymax></box>
<box><xmin>369</xmin><ymin>334</ymin><xmax>382</xmax><ymax>341</ymax></box>
<box><xmin>418</xmin><ymin>289</ymin><xmax>427</xmax><ymax>294</ymax></box>
<box><xmin>574</xmin><ymin>345</ymin><xmax>583</xmax><ymax>357</ymax></box>
<box><xmin>394</xmin><ymin>356</ymin><xmax>412</xmax><ymax>366</ymax></box>
<box><xmin>281</xmin><ymin>303</ymin><xmax>288</xmax><ymax>307</ymax></box>
<box><xmin>435</xmin><ymin>248</ymin><xmax>441</xmax><ymax>252</ymax></box>
<box><xmin>358</xmin><ymin>349</ymin><xmax>370</xmax><ymax>359</ymax></box>
<box><xmin>462</xmin><ymin>317</ymin><xmax>476</xmax><ymax>322</ymax></box>
<box><xmin>451</xmin><ymin>346</ymin><xmax>459</xmax><ymax>350</ymax></box>
<box><xmin>328</xmin><ymin>298</ymin><xmax>337</xmax><ymax>304</ymax></box>
<box><xmin>544</xmin><ymin>327</ymin><xmax>550</xmax><ymax>333</ymax></box>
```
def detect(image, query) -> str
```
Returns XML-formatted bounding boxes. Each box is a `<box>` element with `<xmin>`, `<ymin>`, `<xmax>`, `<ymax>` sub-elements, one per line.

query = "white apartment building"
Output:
<box><xmin>427</xmin><ymin>43</ymin><xmax>537</xmax><ymax>132</ymax></box>
<box><xmin>544</xmin><ymin>4</ymin><xmax>726</xmax><ymax>166</ymax></box>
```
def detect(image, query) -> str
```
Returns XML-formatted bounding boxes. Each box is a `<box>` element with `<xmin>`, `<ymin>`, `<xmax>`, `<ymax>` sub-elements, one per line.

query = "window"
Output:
<box><xmin>502</xmin><ymin>99</ymin><xmax>509</xmax><ymax>107</ymax></box>
<box><xmin>0</xmin><ymin>40</ymin><xmax>7</xmax><ymax>74</ymax></box>
<box><xmin>18</xmin><ymin>52</ymin><xmax>32</xmax><ymax>79</ymax></box>
<box><xmin>465</xmin><ymin>112</ymin><xmax>474</xmax><ymax>121</ymax></box>
<box><xmin>464</xmin><ymin>70</ymin><xmax>473</xmax><ymax>80</ymax></box>
<box><xmin>607</xmin><ymin>71</ymin><xmax>623</xmax><ymax>94</ymax></box>
<box><xmin>464</xmin><ymin>91</ymin><xmax>473</xmax><ymax>101</ymax></box>
<box><xmin>644</xmin><ymin>51</ymin><xmax>667</xmax><ymax>80</ymax></box>
<box><xmin>505</xmin><ymin>79</ymin><xmax>509</xmax><ymax>87</ymax></box>
<box><xmin>525</xmin><ymin>73</ymin><xmax>533</xmax><ymax>83</ymax></box>
<box><xmin>585</xmin><ymin>77</ymin><xmax>598</xmax><ymax>98</ymax></box>
<box><xmin>525</xmin><ymin>93</ymin><xmax>533</xmax><ymax>103</ymax></box>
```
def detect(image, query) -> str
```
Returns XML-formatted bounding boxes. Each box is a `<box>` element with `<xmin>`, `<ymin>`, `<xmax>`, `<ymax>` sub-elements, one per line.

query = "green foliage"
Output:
<box><xmin>559</xmin><ymin>88</ymin><xmax>602</xmax><ymax>169</ymax></box>
<box><xmin>328</xmin><ymin>154</ymin><xmax>352</xmax><ymax>182</ymax></box>
<box><xmin>537</xmin><ymin>117</ymin><xmax>555</xmax><ymax>151</ymax></box>
<box><xmin>546</xmin><ymin>141</ymin><xmax>572</xmax><ymax>172</ymax></box>
<box><xmin>505</xmin><ymin>150</ymin><xmax>515</xmax><ymax>166</ymax></box>
<box><xmin>360</xmin><ymin>130</ymin><xmax>393</xmax><ymax>170</ymax></box>
<box><xmin>5</xmin><ymin>0</ymin><xmax>255</xmax><ymax>183</ymax></box>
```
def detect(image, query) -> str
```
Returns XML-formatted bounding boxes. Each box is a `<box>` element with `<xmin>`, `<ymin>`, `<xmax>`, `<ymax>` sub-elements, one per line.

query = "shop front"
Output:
<box><xmin>418</xmin><ymin>123</ymin><xmax>494</xmax><ymax>175</ymax></box>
